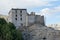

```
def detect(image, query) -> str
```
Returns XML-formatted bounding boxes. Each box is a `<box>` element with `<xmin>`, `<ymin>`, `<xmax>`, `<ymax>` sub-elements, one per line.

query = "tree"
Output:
<box><xmin>0</xmin><ymin>18</ymin><xmax>23</xmax><ymax>40</ymax></box>
<box><xmin>0</xmin><ymin>18</ymin><xmax>7</xmax><ymax>25</ymax></box>
<box><xmin>16</xmin><ymin>29</ymin><xmax>23</xmax><ymax>40</ymax></box>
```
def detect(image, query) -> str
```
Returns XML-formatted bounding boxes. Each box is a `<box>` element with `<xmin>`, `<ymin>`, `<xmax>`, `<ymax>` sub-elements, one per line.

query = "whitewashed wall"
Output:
<box><xmin>8</xmin><ymin>9</ymin><xmax>27</xmax><ymax>28</ymax></box>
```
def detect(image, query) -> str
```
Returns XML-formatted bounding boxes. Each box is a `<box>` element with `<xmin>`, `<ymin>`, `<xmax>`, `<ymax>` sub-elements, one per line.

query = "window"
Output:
<box><xmin>20</xmin><ymin>10</ymin><xmax>22</xmax><ymax>13</ymax></box>
<box><xmin>20</xmin><ymin>10</ymin><xmax>22</xmax><ymax>16</ymax></box>
<box><xmin>20</xmin><ymin>14</ymin><xmax>22</xmax><ymax>16</ymax></box>
<box><xmin>20</xmin><ymin>18</ymin><xmax>22</xmax><ymax>21</ymax></box>
<box><xmin>21</xmin><ymin>23</ymin><xmax>23</xmax><ymax>26</ymax></box>
<box><xmin>43</xmin><ymin>37</ymin><xmax>46</xmax><ymax>40</ymax></box>
<box><xmin>16</xmin><ymin>15</ymin><xmax>17</xmax><ymax>17</ymax></box>
<box><xmin>15</xmin><ymin>18</ymin><xmax>17</xmax><ymax>20</ymax></box>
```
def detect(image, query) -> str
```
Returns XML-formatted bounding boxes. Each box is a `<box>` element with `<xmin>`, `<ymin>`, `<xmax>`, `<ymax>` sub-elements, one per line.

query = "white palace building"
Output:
<box><xmin>0</xmin><ymin>8</ymin><xmax>60</xmax><ymax>40</ymax></box>
<box><xmin>8</xmin><ymin>8</ymin><xmax>45</xmax><ymax>29</ymax></box>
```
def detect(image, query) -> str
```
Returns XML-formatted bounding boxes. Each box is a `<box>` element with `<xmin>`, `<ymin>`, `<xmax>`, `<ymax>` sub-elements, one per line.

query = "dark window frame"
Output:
<box><xmin>20</xmin><ymin>18</ymin><xmax>22</xmax><ymax>21</ymax></box>
<box><xmin>20</xmin><ymin>14</ymin><xmax>22</xmax><ymax>16</ymax></box>
<box><xmin>43</xmin><ymin>37</ymin><xmax>46</xmax><ymax>40</ymax></box>
<box><xmin>16</xmin><ymin>15</ymin><xmax>17</xmax><ymax>17</ymax></box>
<box><xmin>20</xmin><ymin>10</ymin><xmax>22</xmax><ymax>13</ymax></box>
<box><xmin>15</xmin><ymin>18</ymin><xmax>17</xmax><ymax>20</ymax></box>
<box><xmin>21</xmin><ymin>23</ymin><xmax>23</xmax><ymax>26</ymax></box>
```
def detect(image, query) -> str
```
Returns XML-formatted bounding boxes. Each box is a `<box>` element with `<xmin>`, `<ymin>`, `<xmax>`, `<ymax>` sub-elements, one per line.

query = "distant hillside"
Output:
<box><xmin>47</xmin><ymin>24</ymin><xmax>60</xmax><ymax>30</ymax></box>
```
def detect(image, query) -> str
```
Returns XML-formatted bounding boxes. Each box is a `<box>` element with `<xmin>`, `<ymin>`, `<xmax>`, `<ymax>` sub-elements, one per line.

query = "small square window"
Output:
<box><xmin>20</xmin><ymin>15</ymin><xmax>22</xmax><ymax>16</ymax></box>
<box><xmin>21</xmin><ymin>23</ymin><xmax>23</xmax><ymax>26</ymax></box>
<box><xmin>16</xmin><ymin>15</ymin><xmax>17</xmax><ymax>17</ymax></box>
<box><xmin>43</xmin><ymin>37</ymin><xmax>46</xmax><ymax>40</ymax></box>
<box><xmin>20</xmin><ymin>10</ymin><xmax>22</xmax><ymax>13</ymax></box>
<box><xmin>15</xmin><ymin>18</ymin><xmax>17</xmax><ymax>20</ymax></box>
<box><xmin>20</xmin><ymin>18</ymin><xmax>22</xmax><ymax>20</ymax></box>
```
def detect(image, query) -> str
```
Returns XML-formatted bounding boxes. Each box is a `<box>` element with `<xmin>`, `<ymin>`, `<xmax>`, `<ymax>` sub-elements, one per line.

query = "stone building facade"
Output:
<box><xmin>8</xmin><ymin>8</ymin><xmax>45</xmax><ymax>29</ymax></box>
<box><xmin>8</xmin><ymin>8</ymin><xmax>60</xmax><ymax>40</ymax></box>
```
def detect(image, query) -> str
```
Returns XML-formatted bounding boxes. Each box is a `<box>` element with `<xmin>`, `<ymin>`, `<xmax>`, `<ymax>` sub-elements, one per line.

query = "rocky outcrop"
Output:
<box><xmin>22</xmin><ymin>23</ymin><xmax>60</xmax><ymax>40</ymax></box>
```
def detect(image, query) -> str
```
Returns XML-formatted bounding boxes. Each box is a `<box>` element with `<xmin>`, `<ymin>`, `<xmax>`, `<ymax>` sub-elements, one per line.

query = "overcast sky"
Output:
<box><xmin>0</xmin><ymin>0</ymin><xmax>60</xmax><ymax>25</ymax></box>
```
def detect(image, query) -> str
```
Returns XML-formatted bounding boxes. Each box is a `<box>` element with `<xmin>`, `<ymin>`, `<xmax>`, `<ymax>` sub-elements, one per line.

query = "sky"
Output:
<box><xmin>0</xmin><ymin>0</ymin><xmax>60</xmax><ymax>25</ymax></box>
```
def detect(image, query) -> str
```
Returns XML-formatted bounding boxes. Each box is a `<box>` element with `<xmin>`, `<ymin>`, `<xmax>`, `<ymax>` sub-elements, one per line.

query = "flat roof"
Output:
<box><xmin>12</xmin><ymin>8</ymin><xmax>27</xmax><ymax>10</ymax></box>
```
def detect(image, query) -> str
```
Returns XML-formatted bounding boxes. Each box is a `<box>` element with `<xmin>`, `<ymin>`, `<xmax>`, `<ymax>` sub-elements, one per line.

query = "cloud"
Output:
<box><xmin>40</xmin><ymin>6</ymin><xmax>60</xmax><ymax>16</ymax></box>
<box><xmin>36</xmin><ymin>8</ymin><xmax>53</xmax><ymax>17</ymax></box>
<box><xmin>0</xmin><ymin>0</ymin><xmax>58</xmax><ymax>15</ymax></box>
<box><xmin>12</xmin><ymin>0</ymin><xmax>59</xmax><ymax>7</ymax></box>
<box><xmin>40</xmin><ymin>8</ymin><xmax>51</xmax><ymax>15</ymax></box>
<box><xmin>0</xmin><ymin>0</ymin><xmax>54</xmax><ymax>8</ymax></box>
